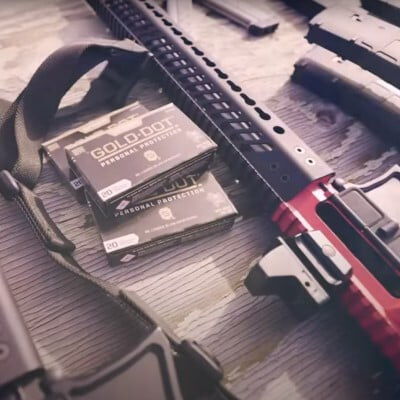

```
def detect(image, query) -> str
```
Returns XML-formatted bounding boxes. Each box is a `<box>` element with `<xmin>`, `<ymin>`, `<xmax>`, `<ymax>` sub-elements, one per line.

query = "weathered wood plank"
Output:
<box><xmin>0</xmin><ymin>0</ymin><xmax>397</xmax><ymax>399</ymax></box>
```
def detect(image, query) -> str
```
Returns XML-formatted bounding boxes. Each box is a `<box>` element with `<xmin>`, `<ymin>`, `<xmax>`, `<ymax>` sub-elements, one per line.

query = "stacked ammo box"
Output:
<box><xmin>43</xmin><ymin>102</ymin><xmax>238</xmax><ymax>265</ymax></box>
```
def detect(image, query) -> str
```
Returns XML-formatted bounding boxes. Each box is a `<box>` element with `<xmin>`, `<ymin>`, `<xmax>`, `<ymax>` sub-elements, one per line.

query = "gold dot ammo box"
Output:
<box><xmin>42</xmin><ymin>102</ymin><xmax>147</xmax><ymax>202</ymax></box>
<box><xmin>65</xmin><ymin>103</ymin><xmax>218</xmax><ymax>216</ymax></box>
<box><xmin>88</xmin><ymin>171</ymin><xmax>238</xmax><ymax>265</ymax></box>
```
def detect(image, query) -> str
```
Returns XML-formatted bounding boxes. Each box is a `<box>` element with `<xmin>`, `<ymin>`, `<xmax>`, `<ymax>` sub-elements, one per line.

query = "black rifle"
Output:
<box><xmin>0</xmin><ymin>39</ymin><xmax>236</xmax><ymax>400</ymax></box>
<box><xmin>0</xmin><ymin>263</ymin><xmax>225</xmax><ymax>400</ymax></box>
<box><xmin>0</xmin><ymin>251</ymin><xmax>238</xmax><ymax>400</ymax></box>
<box><xmin>292</xmin><ymin>45</ymin><xmax>400</xmax><ymax>146</ymax></box>
<box><xmin>307</xmin><ymin>6</ymin><xmax>400</xmax><ymax>88</ymax></box>
<box><xmin>362</xmin><ymin>0</ymin><xmax>400</xmax><ymax>27</ymax></box>
<box><xmin>85</xmin><ymin>0</ymin><xmax>400</xmax><ymax>374</ymax></box>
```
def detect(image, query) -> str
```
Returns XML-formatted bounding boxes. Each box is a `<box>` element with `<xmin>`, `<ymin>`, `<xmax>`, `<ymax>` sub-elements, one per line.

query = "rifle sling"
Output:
<box><xmin>0</xmin><ymin>40</ymin><xmax>236</xmax><ymax>400</ymax></box>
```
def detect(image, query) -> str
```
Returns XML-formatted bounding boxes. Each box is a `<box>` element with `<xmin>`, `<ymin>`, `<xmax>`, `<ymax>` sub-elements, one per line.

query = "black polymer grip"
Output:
<box><xmin>86</xmin><ymin>0</ymin><xmax>334</xmax><ymax>204</ymax></box>
<box><xmin>362</xmin><ymin>0</ymin><xmax>400</xmax><ymax>28</ymax></box>
<box><xmin>292</xmin><ymin>46</ymin><xmax>400</xmax><ymax>146</ymax></box>
<box><xmin>0</xmin><ymin>268</ymin><xmax>42</xmax><ymax>388</ymax></box>
<box><xmin>307</xmin><ymin>7</ymin><xmax>400</xmax><ymax>89</ymax></box>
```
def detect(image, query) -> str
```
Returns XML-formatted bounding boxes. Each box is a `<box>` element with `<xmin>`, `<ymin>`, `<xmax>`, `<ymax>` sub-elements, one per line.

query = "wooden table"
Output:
<box><xmin>1</xmin><ymin>1</ymin><xmax>399</xmax><ymax>399</ymax></box>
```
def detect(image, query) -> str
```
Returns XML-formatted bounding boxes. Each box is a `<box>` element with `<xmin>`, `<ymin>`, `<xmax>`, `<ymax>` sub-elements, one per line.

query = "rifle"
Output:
<box><xmin>86</xmin><ymin>0</ymin><xmax>400</xmax><ymax>373</ymax></box>
<box><xmin>292</xmin><ymin>45</ymin><xmax>400</xmax><ymax>147</ymax></box>
<box><xmin>0</xmin><ymin>257</ymin><xmax>234</xmax><ymax>400</ymax></box>
<box><xmin>362</xmin><ymin>0</ymin><xmax>400</xmax><ymax>27</ymax></box>
<box><xmin>307</xmin><ymin>6</ymin><xmax>400</xmax><ymax>89</ymax></box>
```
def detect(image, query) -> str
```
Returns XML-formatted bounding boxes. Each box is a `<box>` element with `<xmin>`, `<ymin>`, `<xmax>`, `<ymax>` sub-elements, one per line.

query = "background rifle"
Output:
<box><xmin>0</xmin><ymin>261</ymin><xmax>223</xmax><ymax>400</ymax></box>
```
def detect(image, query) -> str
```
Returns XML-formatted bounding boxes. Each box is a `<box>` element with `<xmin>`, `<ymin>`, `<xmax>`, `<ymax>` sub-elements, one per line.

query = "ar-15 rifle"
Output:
<box><xmin>0</xmin><ymin>266</ymin><xmax>174</xmax><ymax>400</ymax></box>
<box><xmin>0</xmin><ymin>258</ymin><xmax>233</xmax><ymax>400</ymax></box>
<box><xmin>86</xmin><ymin>0</ymin><xmax>400</xmax><ymax>373</ymax></box>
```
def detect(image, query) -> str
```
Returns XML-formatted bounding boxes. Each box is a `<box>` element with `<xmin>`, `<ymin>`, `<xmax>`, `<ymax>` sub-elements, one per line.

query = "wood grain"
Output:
<box><xmin>0</xmin><ymin>0</ymin><xmax>397</xmax><ymax>399</ymax></box>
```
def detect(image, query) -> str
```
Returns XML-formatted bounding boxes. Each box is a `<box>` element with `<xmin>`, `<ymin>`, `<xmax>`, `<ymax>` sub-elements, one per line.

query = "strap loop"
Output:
<box><xmin>0</xmin><ymin>39</ymin><xmax>148</xmax><ymax>189</ymax></box>
<box><xmin>0</xmin><ymin>171</ymin><xmax>76</xmax><ymax>255</ymax></box>
<box><xmin>18</xmin><ymin>183</ymin><xmax>76</xmax><ymax>254</ymax></box>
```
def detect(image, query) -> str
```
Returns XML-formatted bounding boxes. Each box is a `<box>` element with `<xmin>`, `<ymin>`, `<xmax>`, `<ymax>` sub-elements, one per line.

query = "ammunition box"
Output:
<box><xmin>89</xmin><ymin>172</ymin><xmax>238</xmax><ymax>265</ymax></box>
<box><xmin>42</xmin><ymin>102</ymin><xmax>147</xmax><ymax>202</ymax></box>
<box><xmin>66</xmin><ymin>103</ymin><xmax>217</xmax><ymax>215</ymax></box>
